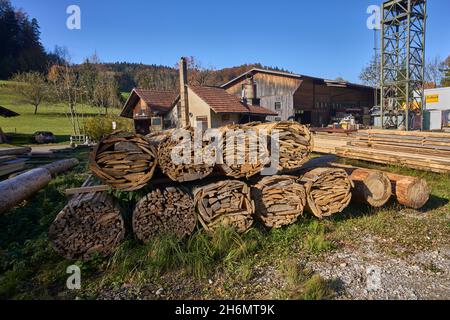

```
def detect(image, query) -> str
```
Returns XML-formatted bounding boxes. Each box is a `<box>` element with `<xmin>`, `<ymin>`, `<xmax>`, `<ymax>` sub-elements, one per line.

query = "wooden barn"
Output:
<box><xmin>221</xmin><ymin>68</ymin><xmax>375</xmax><ymax>127</ymax></box>
<box><xmin>121</xmin><ymin>59</ymin><xmax>276</xmax><ymax>134</ymax></box>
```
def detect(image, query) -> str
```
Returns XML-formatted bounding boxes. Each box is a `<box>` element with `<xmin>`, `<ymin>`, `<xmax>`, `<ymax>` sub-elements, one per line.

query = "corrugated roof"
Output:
<box><xmin>189</xmin><ymin>86</ymin><xmax>277</xmax><ymax>116</ymax></box>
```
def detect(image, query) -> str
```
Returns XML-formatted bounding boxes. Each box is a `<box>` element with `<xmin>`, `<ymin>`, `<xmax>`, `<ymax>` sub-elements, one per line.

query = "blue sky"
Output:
<box><xmin>11</xmin><ymin>0</ymin><xmax>450</xmax><ymax>83</ymax></box>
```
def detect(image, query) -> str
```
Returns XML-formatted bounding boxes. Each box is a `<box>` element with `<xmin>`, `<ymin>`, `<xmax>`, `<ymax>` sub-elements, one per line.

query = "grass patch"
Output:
<box><xmin>279</xmin><ymin>260</ymin><xmax>335</xmax><ymax>300</ymax></box>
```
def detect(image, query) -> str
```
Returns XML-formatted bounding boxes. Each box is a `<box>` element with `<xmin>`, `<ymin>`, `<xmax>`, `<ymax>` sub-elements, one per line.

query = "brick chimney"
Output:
<box><xmin>179</xmin><ymin>57</ymin><xmax>189</xmax><ymax>127</ymax></box>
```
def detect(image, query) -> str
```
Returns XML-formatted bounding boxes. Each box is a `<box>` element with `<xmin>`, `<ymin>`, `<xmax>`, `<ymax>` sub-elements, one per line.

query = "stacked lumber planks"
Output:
<box><xmin>90</xmin><ymin>131</ymin><xmax>157</xmax><ymax>191</ymax></box>
<box><xmin>312</xmin><ymin>129</ymin><xmax>450</xmax><ymax>173</ymax></box>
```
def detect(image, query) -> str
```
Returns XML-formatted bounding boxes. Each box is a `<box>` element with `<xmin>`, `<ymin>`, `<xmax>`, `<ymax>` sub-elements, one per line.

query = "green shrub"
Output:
<box><xmin>84</xmin><ymin>115</ymin><xmax>133</xmax><ymax>142</ymax></box>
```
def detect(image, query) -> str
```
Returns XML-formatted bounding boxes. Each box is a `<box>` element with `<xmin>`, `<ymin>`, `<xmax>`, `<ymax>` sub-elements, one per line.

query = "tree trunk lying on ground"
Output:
<box><xmin>252</xmin><ymin>175</ymin><xmax>306</xmax><ymax>228</ymax></box>
<box><xmin>132</xmin><ymin>186</ymin><xmax>196</xmax><ymax>243</ymax></box>
<box><xmin>0</xmin><ymin>158</ymin><xmax>80</xmax><ymax>214</ymax></box>
<box><xmin>90</xmin><ymin>131</ymin><xmax>157</xmax><ymax>191</ymax></box>
<box><xmin>381</xmin><ymin>172</ymin><xmax>429</xmax><ymax>209</ymax></box>
<box><xmin>48</xmin><ymin>177</ymin><xmax>125</xmax><ymax>260</ymax></box>
<box><xmin>43</xmin><ymin>158</ymin><xmax>79</xmax><ymax>175</ymax></box>
<box><xmin>0</xmin><ymin>146</ymin><xmax>31</xmax><ymax>156</ymax></box>
<box><xmin>156</xmin><ymin>127</ymin><xmax>214</xmax><ymax>182</ymax></box>
<box><xmin>323</xmin><ymin>161</ymin><xmax>429</xmax><ymax>209</ymax></box>
<box><xmin>247</xmin><ymin>121</ymin><xmax>313</xmax><ymax>172</ymax></box>
<box><xmin>217</xmin><ymin>124</ymin><xmax>270</xmax><ymax>179</ymax></box>
<box><xmin>193</xmin><ymin>179</ymin><xmax>254</xmax><ymax>233</ymax></box>
<box><xmin>0</xmin><ymin>168</ymin><xmax>51</xmax><ymax>214</ymax></box>
<box><xmin>327</xmin><ymin>165</ymin><xmax>392</xmax><ymax>207</ymax></box>
<box><xmin>299</xmin><ymin>167</ymin><xmax>353</xmax><ymax>218</ymax></box>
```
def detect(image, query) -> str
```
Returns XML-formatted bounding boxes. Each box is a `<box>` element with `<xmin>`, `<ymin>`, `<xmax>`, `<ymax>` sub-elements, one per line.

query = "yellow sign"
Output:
<box><xmin>426</xmin><ymin>94</ymin><xmax>439</xmax><ymax>103</ymax></box>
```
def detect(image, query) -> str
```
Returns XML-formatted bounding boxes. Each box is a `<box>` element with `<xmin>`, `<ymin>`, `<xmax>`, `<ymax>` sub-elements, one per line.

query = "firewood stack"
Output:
<box><xmin>252</xmin><ymin>175</ymin><xmax>307</xmax><ymax>228</ymax></box>
<box><xmin>89</xmin><ymin>131</ymin><xmax>157</xmax><ymax>191</ymax></box>
<box><xmin>299</xmin><ymin>168</ymin><xmax>353</xmax><ymax>218</ymax></box>
<box><xmin>193</xmin><ymin>180</ymin><xmax>254</xmax><ymax>233</ymax></box>
<box><xmin>157</xmin><ymin>127</ymin><xmax>215</xmax><ymax>182</ymax></box>
<box><xmin>248</xmin><ymin>121</ymin><xmax>313</xmax><ymax>172</ymax></box>
<box><xmin>217</xmin><ymin>124</ymin><xmax>270</xmax><ymax>179</ymax></box>
<box><xmin>132</xmin><ymin>187</ymin><xmax>196</xmax><ymax>243</ymax></box>
<box><xmin>48</xmin><ymin>179</ymin><xmax>125</xmax><ymax>261</ymax></box>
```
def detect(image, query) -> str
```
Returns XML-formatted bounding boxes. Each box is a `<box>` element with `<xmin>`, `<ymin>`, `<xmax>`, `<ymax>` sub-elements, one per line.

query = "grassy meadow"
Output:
<box><xmin>0</xmin><ymin>81</ymin><xmax>121</xmax><ymax>145</ymax></box>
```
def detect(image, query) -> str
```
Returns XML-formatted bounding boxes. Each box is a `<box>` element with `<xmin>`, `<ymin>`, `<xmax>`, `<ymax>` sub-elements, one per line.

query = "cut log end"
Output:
<box><xmin>351</xmin><ymin>169</ymin><xmax>392</xmax><ymax>207</ymax></box>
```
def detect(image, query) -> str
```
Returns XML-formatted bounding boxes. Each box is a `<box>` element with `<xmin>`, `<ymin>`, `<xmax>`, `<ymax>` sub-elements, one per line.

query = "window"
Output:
<box><xmin>275</xmin><ymin>102</ymin><xmax>281</xmax><ymax>110</ymax></box>
<box><xmin>222</xmin><ymin>114</ymin><xmax>230</xmax><ymax>121</ymax></box>
<box><xmin>274</xmin><ymin>117</ymin><xmax>282</xmax><ymax>122</ymax></box>
<box><xmin>177</xmin><ymin>103</ymin><xmax>181</xmax><ymax>118</ymax></box>
<box><xmin>151</xmin><ymin>117</ymin><xmax>162</xmax><ymax>126</ymax></box>
<box><xmin>196</xmin><ymin>116</ymin><xmax>208</xmax><ymax>130</ymax></box>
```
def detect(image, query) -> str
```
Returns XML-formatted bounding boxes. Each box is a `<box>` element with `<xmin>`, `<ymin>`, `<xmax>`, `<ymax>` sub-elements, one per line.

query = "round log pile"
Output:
<box><xmin>217</xmin><ymin>124</ymin><xmax>270</xmax><ymax>179</ymax></box>
<box><xmin>48</xmin><ymin>190</ymin><xmax>125</xmax><ymax>261</ymax></box>
<box><xmin>248</xmin><ymin>121</ymin><xmax>313</xmax><ymax>171</ymax></box>
<box><xmin>89</xmin><ymin>131</ymin><xmax>157</xmax><ymax>191</ymax></box>
<box><xmin>157</xmin><ymin>127</ymin><xmax>214</xmax><ymax>182</ymax></box>
<box><xmin>252</xmin><ymin>175</ymin><xmax>306</xmax><ymax>228</ymax></box>
<box><xmin>194</xmin><ymin>180</ymin><xmax>254</xmax><ymax>233</ymax></box>
<box><xmin>132</xmin><ymin>186</ymin><xmax>196</xmax><ymax>243</ymax></box>
<box><xmin>299</xmin><ymin>167</ymin><xmax>353</xmax><ymax>218</ymax></box>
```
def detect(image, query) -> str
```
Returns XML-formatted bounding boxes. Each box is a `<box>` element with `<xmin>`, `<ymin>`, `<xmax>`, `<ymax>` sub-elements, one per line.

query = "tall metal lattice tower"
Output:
<box><xmin>380</xmin><ymin>0</ymin><xmax>427</xmax><ymax>130</ymax></box>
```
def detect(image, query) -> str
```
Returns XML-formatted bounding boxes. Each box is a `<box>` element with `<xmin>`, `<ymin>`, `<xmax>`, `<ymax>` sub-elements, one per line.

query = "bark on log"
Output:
<box><xmin>43</xmin><ymin>158</ymin><xmax>79</xmax><ymax>175</ymax></box>
<box><xmin>157</xmin><ymin>127</ymin><xmax>214</xmax><ymax>182</ymax></box>
<box><xmin>89</xmin><ymin>131</ymin><xmax>157</xmax><ymax>191</ymax></box>
<box><xmin>48</xmin><ymin>178</ymin><xmax>125</xmax><ymax>260</ymax></box>
<box><xmin>217</xmin><ymin>124</ymin><xmax>270</xmax><ymax>179</ymax></box>
<box><xmin>247</xmin><ymin>121</ymin><xmax>313</xmax><ymax>172</ymax></box>
<box><xmin>252</xmin><ymin>175</ymin><xmax>306</xmax><ymax>228</ymax></box>
<box><xmin>327</xmin><ymin>162</ymin><xmax>429</xmax><ymax>209</ymax></box>
<box><xmin>0</xmin><ymin>168</ymin><xmax>52</xmax><ymax>214</ymax></box>
<box><xmin>0</xmin><ymin>146</ymin><xmax>31</xmax><ymax>156</ymax></box>
<box><xmin>382</xmin><ymin>172</ymin><xmax>429</xmax><ymax>209</ymax></box>
<box><xmin>194</xmin><ymin>180</ymin><xmax>254</xmax><ymax>233</ymax></box>
<box><xmin>299</xmin><ymin>167</ymin><xmax>353</xmax><ymax>218</ymax></box>
<box><xmin>133</xmin><ymin>186</ymin><xmax>196</xmax><ymax>243</ymax></box>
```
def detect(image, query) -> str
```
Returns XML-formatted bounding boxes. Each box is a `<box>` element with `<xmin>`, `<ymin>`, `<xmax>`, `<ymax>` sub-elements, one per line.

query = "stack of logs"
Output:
<box><xmin>48</xmin><ymin>122</ymin><xmax>431</xmax><ymax>261</ymax></box>
<box><xmin>48</xmin><ymin>177</ymin><xmax>125</xmax><ymax>260</ymax></box>
<box><xmin>89</xmin><ymin>131</ymin><xmax>157</xmax><ymax>191</ymax></box>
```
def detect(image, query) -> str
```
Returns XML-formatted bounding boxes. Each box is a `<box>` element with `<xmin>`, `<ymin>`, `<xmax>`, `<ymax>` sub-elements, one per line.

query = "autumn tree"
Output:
<box><xmin>11</xmin><ymin>71</ymin><xmax>48</xmax><ymax>114</ymax></box>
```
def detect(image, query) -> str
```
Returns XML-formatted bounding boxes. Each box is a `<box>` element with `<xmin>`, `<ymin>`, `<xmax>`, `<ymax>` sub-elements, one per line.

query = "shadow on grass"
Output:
<box><xmin>418</xmin><ymin>195</ymin><xmax>449</xmax><ymax>212</ymax></box>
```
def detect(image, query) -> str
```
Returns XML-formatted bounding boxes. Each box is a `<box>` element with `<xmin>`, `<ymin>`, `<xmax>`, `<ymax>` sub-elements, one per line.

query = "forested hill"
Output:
<box><xmin>101</xmin><ymin>62</ymin><xmax>289</xmax><ymax>92</ymax></box>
